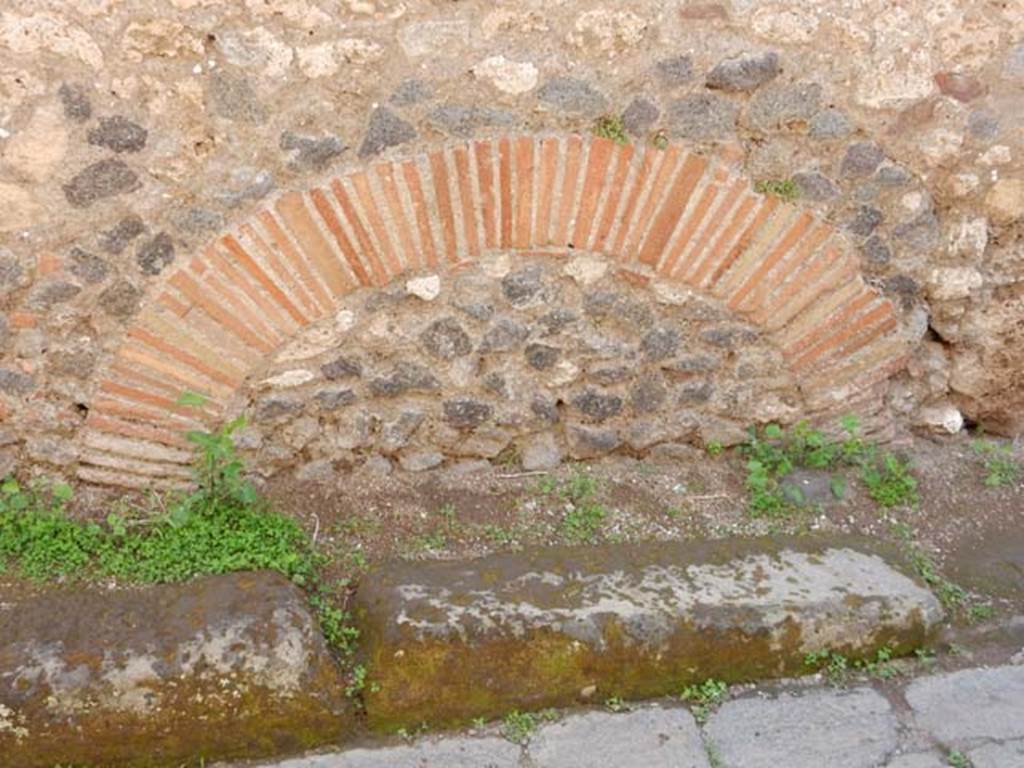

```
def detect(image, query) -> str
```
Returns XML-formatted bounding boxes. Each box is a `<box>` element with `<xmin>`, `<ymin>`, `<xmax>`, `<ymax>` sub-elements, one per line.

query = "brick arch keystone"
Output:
<box><xmin>79</xmin><ymin>133</ymin><xmax>908</xmax><ymax>488</ymax></box>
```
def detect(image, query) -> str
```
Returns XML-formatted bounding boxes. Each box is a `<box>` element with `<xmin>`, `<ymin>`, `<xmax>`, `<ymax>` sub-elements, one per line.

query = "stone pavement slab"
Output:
<box><xmin>904</xmin><ymin>665</ymin><xmax>1024</xmax><ymax>745</ymax></box>
<box><xmin>357</xmin><ymin>538</ymin><xmax>943</xmax><ymax>728</ymax></box>
<box><xmin>526</xmin><ymin>707</ymin><xmax>708</xmax><ymax>768</ymax></box>
<box><xmin>704</xmin><ymin>687</ymin><xmax>899</xmax><ymax>768</ymax></box>
<box><xmin>968</xmin><ymin>738</ymin><xmax>1024</xmax><ymax>768</ymax></box>
<box><xmin>265</xmin><ymin>736</ymin><xmax>520</xmax><ymax>768</ymax></box>
<box><xmin>883</xmin><ymin>752</ymin><xmax>947</xmax><ymax>768</ymax></box>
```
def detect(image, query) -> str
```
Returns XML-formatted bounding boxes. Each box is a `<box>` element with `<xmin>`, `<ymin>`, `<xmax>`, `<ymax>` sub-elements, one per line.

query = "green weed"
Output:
<box><xmin>971</xmin><ymin>439</ymin><xmax>1019</xmax><ymax>487</ymax></box>
<box><xmin>680</xmin><ymin>678</ymin><xmax>728</xmax><ymax>724</ymax></box>
<box><xmin>892</xmin><ymin>522</ymin><xmax>966</xmax><ymax>611</ymax></box>
<box><xmin>947</xmin><ymin>750</ymin><xmax>972</xmax><ymax>768</ymax></box>
<box><xmin>861</xmin><ymin>453</ymin><xmax>918</xmax><ymax>508</ymax></box>
<box><xmin>754</xmin><ymin>178</ymin><xmax>800</xmax><ymax>202</ymax></box>
<box><xmin>593</xmin><ymin>114</ymin><xmax>629</xmax><ymax>145</ymax></box>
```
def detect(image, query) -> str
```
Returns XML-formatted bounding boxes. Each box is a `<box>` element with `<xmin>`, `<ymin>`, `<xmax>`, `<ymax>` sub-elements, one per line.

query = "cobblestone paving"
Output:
<box><xmin>243</xmin><ymin>664</ymin><xmax>1024</xmax><ymax>768</ymax></box>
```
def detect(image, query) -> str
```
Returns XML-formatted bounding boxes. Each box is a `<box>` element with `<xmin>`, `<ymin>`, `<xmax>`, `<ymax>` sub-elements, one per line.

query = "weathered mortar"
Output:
<box><xmin>0</xmin><ymin>0</ymin><xmax>1022</xmax><ymax>486</ymax></box>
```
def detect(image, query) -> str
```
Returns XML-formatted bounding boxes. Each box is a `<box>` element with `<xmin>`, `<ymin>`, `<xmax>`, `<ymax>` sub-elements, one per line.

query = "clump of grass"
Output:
<box><xmin>971</xmin><ymin>438</ymin><xmax>1019</xmax><ymax>487</ymax></box>
<box><xmin>558</xmin><ymin>469</ymin><xmax>607</xmax><ymax>544</ymax></box>
<box><xmin>891</xmin><ymin>522</ymin><xmax>967</xmax><ymax>612</ymax></box>
<box><xmin>593</xmin><ymin>114</ymin><xmax>629</xmax><ymax>145</ymax></box>
<box><xmin>680</xmin><ymin>678</ymin><xmax>728</xmax><ymax>724</ymax></box>
<box><xmin>754</xmin><ymin>178</ymin><xmax>800</xmax><ymax>202</ymax></box>
<box><xmin>0</xmin><ymin>394</ymin><xmax>361</xmax><ymax>662</ymax></box>
<box><xmin>501</xmin><ymin>709</ymin><xmax>557</xmax><ymax>745</ymax></box>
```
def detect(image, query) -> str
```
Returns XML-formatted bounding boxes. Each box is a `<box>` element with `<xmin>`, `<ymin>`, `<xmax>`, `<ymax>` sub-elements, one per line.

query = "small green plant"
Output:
<box><xmin>857</xmin><ymin>644</ymin><xmax>899</xmax><ymax>680</ymax></box>
<box><xmin>604</xmin><ymin>696</ymin><xmax>629</xmax><ymax>713</ymax></box>
<box><xmin>705</xmin><ymin>741</ymin><xmax>725</xmax><ymax>768</ymax></box>
<box><xmin>914</xmin><ymin>647</ymin><xmax>937</xmax><ymax>666</ymax></box>
<box><xmin>593</xmin><ymin>114</ymin><xmax>629</xmax><ymax>145</ymax></box>
<box><xmin>754</xmin><ymin>178</ymin><xmax>800</xmax><ymax>202</ymax></box>
<box><xmin>652</xmin><ymin>130</ymin><xmax>669</xmax><ymax>150</ymax></box>
<box><xmin>971</xmin><ymin>439</ymin><xmax>1020</xmax><ymax>487</ymax></box>
<box><xmin>968</xmin><ymin>603</ymin><xmax>995</xmax><ymax>624</ymax></box>
<box><xmin>892</xmin><ymin>522</ymin><xmax>966</xmax><ymax>611</ymax></box>
<box><xmin>705</xmin><ymin>441</ymin><xmax>724</xmax><ymax>457</ymax></box>
<box><xmin>680</xmin><ymin>678</ymin><xmax>728</xmax><ymax>724</ymax></box>
<box><xmin>862</xmin><ymin>453</ymin><xmax>918</xmax><ymax>508</ymax></box>
<box><xmin>947</xmin><ymin>750</ymin><xmax>972</xmax><ymax>768</ymax></box>
<box><xmin>559</xmin><ymin>469</ymin><xmax>608</xmax><ymax>543</ymax></box>
<box><xmin>344</xmin><ymin>664</ymin><xmax>380</xmax><ymax>698</ymax></box>
<box><xmin>500</xmin><ymin>709</ymin><xmax>556</xmax><ymax>745</ymax></box>
<box><xmin>804</xmin><ymin>649</ymin><xmax>850</xmax><ymax>686</ymax></box>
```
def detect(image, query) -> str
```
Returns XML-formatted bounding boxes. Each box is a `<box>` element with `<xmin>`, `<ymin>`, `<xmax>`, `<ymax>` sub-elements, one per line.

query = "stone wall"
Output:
<box><xmin>0</xmin><ymin>0</ymin><xmax>1021</xmax><ymax>486</ymax></box>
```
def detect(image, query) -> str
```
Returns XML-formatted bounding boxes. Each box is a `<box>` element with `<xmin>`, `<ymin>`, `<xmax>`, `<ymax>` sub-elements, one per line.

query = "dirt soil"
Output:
<box><xmin>262</xmin><ymin>432</ymin><xmax>1024</xmax><ymax>618</ymax></box>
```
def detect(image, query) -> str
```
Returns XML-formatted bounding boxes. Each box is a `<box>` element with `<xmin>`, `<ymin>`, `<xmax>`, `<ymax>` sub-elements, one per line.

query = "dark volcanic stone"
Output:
<box><xmin>640</xmin><ymin>327</ymin><xmax>680</xmax><ymax>361</ymax></box>
<box><xmin>840</xmin><ymin>142</ymin><xmax>884</xmax><ymax>178</ymax></box>
<box><xmin>98</xmin><ymin>279</ymin><xmax>141</xmax><ymax>317</ymax></box>
<box><xmin>537</xmin><ymin>77</ymin><xmax>608</xmax><ymax>114</ymax></box>
<box><xmin>369</xmin><ymin>362</ymin><xmax>439</xmax><ymax>397</ymax></box>
<box><xmin>63</xmin><ymin>159</ymin><xmax>141</xmax><ymax>207</ymax></box>
<box><xmin>631</xmin><ymin>378</ymin><xmax>666</xmax><ymax>414</ymax></box>
<box><xmin>359</xmin><ymin>107</ymin><xmax>416</xmax><ymax>158</ymax></box>
<box><xmin>427</xmin><ymin>104</ymin><xmax>516</xmax><ymax>139</ymax></box>
<box><xmin>480</xmin><ymin>317</ymin><xmax>529</xmax><ymax>352</ymax></box>
<box><xmin>280</xmin><ymin>131</ymin><xmax>347</xmax><ymax>171</ymax></box>
<box><xmin>700</xmin><ymin>325</ymin><xmax>756</xmax><ymax>348</ymax></box>
<box><xmin>566</xmin><ymin>425</ymin><xmax>621</xmax><ymax>458</ymax></box>
<box><xmin>670</xmin><ymin>354</ymin><xmax>721</xmax><ymax>374</ymax></box>
<box><xmin>706</xmin><ymin>52</ymin><xmax>780</xmax><ymax>92</ymax></box>
<box><xmin>747</xmin><ymin>82</ymin><xmax>822</xmax><ymax>131</ymax></box>
<box><xmin>538</xmin><ymin>308</ymin><xmax>577</xmax><ymax>335</ymax></box>
<box><xmin>667</xmin><ymin>94</ymin><xmax>738</xmax><ymax>139</ymax></box>
<box><xmin>893</xmin><ymin>210</ymin><xmax>940</xmax><ymax>251</ymax></box>
<box><xmin>502</xmin><ymin>267</ymin><xmax>544</xmax><ymax>306</ymax></box>
<box><xmin>28</xmin><ymin>280</ymin><xmax>80</xmax><ymax>310</ymax></box>
<box><xmin>255</xmin><ymin>397</ymin><xmax>303</xmax><ymax>421</ymax></box>
<box><xmin>531</xmin><ymin>396</ymin><xmax>560</xmax><ymax>423</ymax></box>
<box><xmin>483</xmin><ymin>372</ymin><xmax>508</xmax><ymax>396</ymax></box>
<box><xmin>87</xmin><ymin>116</ymin><xmax>148</xmax><ymax>153</ymax></box>
<box><xmin>621</xmin><ymin>97</ymin><xmax>661</xmax><ymax>136</ymax></box>
<box><xmin>525</xmin><ymin>343</ymin><xmax>560</xmax><ymax>370</ymax></box>
<box><xmin>678</xmin><ymin>380</ymin><xmax>714</xmax><ymax>403</ymax></box>
<box><xmin>58</xmin><ymin>82</ymin><xmax>91</xmax><ymax>122</ymax></box>
<box><xmin>590</xmin><ymin>366</ymin><xmax>631</xmax><ymax>385</ymax></box>
<box><xmin>0</xmin><ymin>367</ymin><xmax>35</xmax><ymax>395</ymax></box>
<box><xmin>99</xmin><ymin>215</ymin><xmax>145</xmax><ymax>254</ymax></box>
<box><xmin>792</xmin><ymin>171</ymin><xmax>838</xmax><ymax>201</ymax></box>
<box><xmin>572</xmin><ymin>389</ymin><xmax>623</xmax><ymax>422</ymax></box>
<box><xmin>67</xmin><ymin>247</ymin><xmax>110</xmax><ymax>284</ymax></box>
<box><xmin>171</xmin><ymin>207</ymin><xmax>224</xmax><ymax>235</ymax></box>
<box><xmin>655</xmin><ymin>55</ymin><xmax>694</xmax><ymax>85</ymax></box>
<box><xmin>846</xmin><ymin>206</ymin><xmax>884</xmax><ymax>237</ymax></box>
<box><xmin>208</xmin><ymin>70</ymin><xmax>267</xmax><ymax>124</ymax></box>
<box><xmin>314</xmin><ymin>387</ymin><xmax>356</xmax><ymax>409</ymax></box>
<box><xmin>808</xmin><ymin>108</ymin><xmax>853</xmax><ymax>139</ymax></box>
<box><xmin>420</xmin><ymin>317</ymin><xmax>473</xmax><ymax>360</ymax></box>
<box><xmin>321</xmin><ymin>356</ymin><xmax>363</xmax><ymax>380</ymax></box>
<box><xmin>861</xmin><ymin>235</ymin><xmax>892</xmax><ymax>266</ymax></box>
<box><xmin>443</xmin><ymin>398</ymin><xmax>494</xmax><ymax>429</ymax></box>
<box><xmin>136</xmin><ymin>232</ymin><xmax>175</xmax><ymax>276</ymax></box>
<box><xmin>390</xmin><ymin>79</ymin><xmax>432</xmax><ymax>106</ymax></box>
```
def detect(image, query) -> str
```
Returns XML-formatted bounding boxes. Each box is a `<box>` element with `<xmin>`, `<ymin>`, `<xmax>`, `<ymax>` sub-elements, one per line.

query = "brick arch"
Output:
<box><xmin>79</xmin><ymin>133</ymin><xmax>907</xmax><ymax>488</ymax></box>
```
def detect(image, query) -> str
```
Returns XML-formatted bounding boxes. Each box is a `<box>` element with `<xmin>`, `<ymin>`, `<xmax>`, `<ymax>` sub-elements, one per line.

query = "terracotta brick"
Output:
<box><xmin>82</xmin><ymin>431</ymin><xmax>194</xmax><ymax>465</ymax></box>
<box><xmin>126</xmin><ymin>322</ymin><xmax>243</xmax><ymax>389</ymax></box>
<box><xmin>618</xmin><ymin>268</ymin><xmax>650</xmax><ymax>287</ymax></box>
<box><xmin>660</xmin><ymin>180</ymin><xmax>726</xmax><ymax>278</ymax></box>
<box><xmin>452</xmin><ymin>146</ymin><xmax>481</xmax><ymax>258</ymax></box>
<box><xmin>206</xmin><ymin>245</ymin><xmax>294</xmax><ymax>338</ymax></box>
<box><xmin>351</xmin><ymin>170</ymin><xmax>402</xmax><ymax>277</ymax></box>
<box><xmin>325</xmin><ymin>181</ymin><xmax>385</xmax><ymax>286</ymax></box>
<box><xmin>257</xmin><ymin>209</ymin><xmax>334</xmax><ymax>313</ymax></box>
<box><xmin>714</xmin><ymin>202</ymin><xmax>796</xmax><ymax>299</ymax></box>
<box><xmin>741</xmin><ymin>223</ymin><xmax>832</xmax><ymax>316</ymax></box>
<box><xmin>474</xmin><ymin>141</ymin><xmax>498</xmax><ymax>250</ymax></box>
<box><xmin>401</xmin><ymin>160</ymin><xmax>440</xmax><ymax>268</ymax></box>
<box><xmin>805</xmin><ymin>344</ymin><xmax>909</xmax><ymax>402</ymax></box>
<box><xmin>554</xmin><ymin>135</ymin><xmax>584</xmax><ymax>247</ymax></box>
<box><xmin>752</xmin><ymin>244</ymin><xmax>838</xmax><ymax>326</ymax></box>
<box><xmin>668</xmin><ymin>178</ymin><xmax>744</xmax><ymax>280</ymax></box>
<box><xmin>622</xmin><ymin>146</ymin><xmax>682</xmax><ymax>258</ymax></box>
<box><xmin>783</xmin><ymin>284</ymin><xmax>873</xmax><ymax>356</ymax></box>
<box><xmin>374</xmin><ymin>162</ymin><xmax>421</xmax><ymax>271</ymax></box>
<box><xmin>429</xmin><ymin>150</ymin><xmax>459</xmax><ymax>262</ymax></box>
<box><xmin>705</xmin><ymin>197</ymin><xmax>778</xmax><ymax>290</ymax></box>
<box><xmin>9</xmin><ymin>311</ymin><xmax>38</xmax><ymax>328</ymax></box>
<box><xmin>99</xmin><ymin>378</ymin><xmax>204</xmax><ymax>420</ymax></box>
<box><xmin>534</xmin><ymin>137</ymin><xmax>560</xmax><ymax>245</ymax></box>
<box><xmin>91</xmin><ymin>396</ymin><xmax>204</xmax><ymax>433</ymax></box>
<box><xmin>310</xmin><ymin>187</ymin><xmax>372</xmax><ymax>287</ymax></box>
<box><xmin>116</xmin><ymin>345</ymin><xmax>233</xmax><ymax>398</ymax></box>
<box><xmin>771</xmin><ymin>255</ymin><xmax>861</xmax><ymax>336</ymax></box>
<box><xmin>240</xmin><ymin>220</ymin><xmax>321</xmax><ymax>319</ymax></box>
<box><xmin>513</xmin><ymin>136</ymin><xmax>535</xmax><ymax>249</ymax></box>
<box><xmin>686</xmin><ymin>193</ymin><xmax>756</xmax><ymax>287</ymax></box>
<box><xmin>106</xmin><ymin>362</ymin><xmax>221</xmax><ymax>416</ymax></box>
<box><xmin>638</xmin><ymin>153</ymin><xmax>709</xmax><ymax>268</ymax></box>
<box><xmin>571</xmin><ymin>136</ymin><xmax>615</xmax><ymax>250</ymax></box>
<box><xmin>76</xmin><ymin>465</ymin><xmax>189</xmax><ymax>490</ymax></box>
<box><xmin>793</xmin><ymin>300</ymin><xmax>896</xmax><ymax>371</ymax></box>
<box><xmin>727</xmin><ymin>211</ymin><xmax>814</xmax><ymax>312</ymax></box>
<box><xmin>592</xmin><ymin>143</ymin><xmax>635</xmax><ymax>252</ymax></box>
<box><xmin>610</xmin><ymin>148</ymin><xmax>658</xmax><ymax>257</ymax></box>
<box><xmin>275</xmin><ymin>191</ymin><xmax>351</xmax><ymax>302</ymax></box>
<box><xmin>220</xmin><ymin>234</ymin><xmax>308</xmax><ymax>326</ymax></box>
<box><xmin>36</xmin><ymin>251</ymin><xmax>61</xmax><ymax>275</ymax></box>
<box><xmin>169</xmin><ymin>270</ymin><xmax>275</xmax><ymax>354</ymax></box>
<box><xmin>78</xmin><ymin>449</ymin><xmax>194</xmax><ymax>480</ymax></box>
<box><xmin>87</xmin><ymin>414</ymin><xmax>191</xmax><ymax>449</ymax></box>
<box><xmin>498</xmin><ymin>137</ymin><xmax>513</xmax><ymax>249</ymax></box>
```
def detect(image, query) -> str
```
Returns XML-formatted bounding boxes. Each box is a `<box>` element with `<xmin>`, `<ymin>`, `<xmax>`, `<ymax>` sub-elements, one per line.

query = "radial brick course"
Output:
<box><xmin>79</xmin><ymin>134</ymin><xmax>906</xmax><ymax>488</ymax></box>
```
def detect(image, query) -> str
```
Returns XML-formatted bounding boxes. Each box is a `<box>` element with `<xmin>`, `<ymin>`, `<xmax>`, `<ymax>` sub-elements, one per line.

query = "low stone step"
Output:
<box><xmin>0</xmin><ymin>571</ymin><xmax>352</xmax><ymax>768</ymax></box>
<box><xmin>355</xmin><ymin>537</ymin><xmax>943</xmax><ymax>730</ymax></box>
